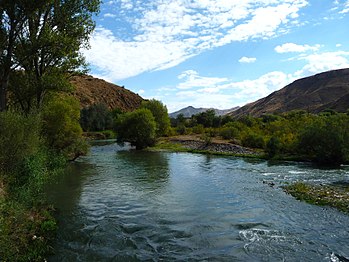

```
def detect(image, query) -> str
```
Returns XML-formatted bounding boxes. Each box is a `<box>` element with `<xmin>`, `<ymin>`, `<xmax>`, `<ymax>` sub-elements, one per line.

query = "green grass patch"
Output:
<box><xmin>148</xmin><ymin>140</ymin><xmax>188</xmax><ymax>152</ymax></box>
<box><xmin>284</xmin><ymin>182</ymin><xmax>349</xmax><ymax>213</ymax></box>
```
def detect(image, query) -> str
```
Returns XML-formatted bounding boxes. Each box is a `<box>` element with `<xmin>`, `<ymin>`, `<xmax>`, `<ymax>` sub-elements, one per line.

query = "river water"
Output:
<box><xmin>48</xmin><ymin>141</ymin><xmax>349</xmax><ymax>261</ymax></box>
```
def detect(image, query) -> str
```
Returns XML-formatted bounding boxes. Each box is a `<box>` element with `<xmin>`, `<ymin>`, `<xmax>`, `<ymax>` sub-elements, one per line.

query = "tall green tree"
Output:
<box><xmin>0</xmin><ymin>0</ymin><xmax>100</xmax><ymax>112</ymax></box>
<box><xmin>116</xmin><ymin>109</ymin><xmax>156</xmax><ymax>150</ymax></box>
<box><xmin>141</xmin><ymin>99</ymin><xmax>170</xmax><ymax>137</ymax></box>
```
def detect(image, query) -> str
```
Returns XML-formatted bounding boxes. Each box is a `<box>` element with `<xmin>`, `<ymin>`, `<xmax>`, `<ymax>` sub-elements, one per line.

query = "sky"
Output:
<box><xmin>83</xmin><ymin>0</ymin><xmax>349</xmax><ymax>113</ymax></box>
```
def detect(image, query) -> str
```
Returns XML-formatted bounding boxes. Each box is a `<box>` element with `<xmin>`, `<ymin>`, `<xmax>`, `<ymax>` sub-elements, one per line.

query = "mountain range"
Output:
<box><xmin>70</xmin><ymin>68</ymin><xmax>349</xmax><ymax>117</ymax></box>
<box><xmin>231</xmin><ymin>68</ymin><xmax>349</xmax><ymax>117</ymax></box>
<box><xmin>169</xmin><ymin>106</ymin><xmax>240</xmax><ymax>118</ymax></box>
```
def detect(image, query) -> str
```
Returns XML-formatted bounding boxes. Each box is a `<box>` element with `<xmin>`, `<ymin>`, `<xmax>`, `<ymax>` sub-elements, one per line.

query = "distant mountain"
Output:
<box><xmin>70</xmin><ymin>74</ymin><xmax>143</xmax><ymax>111</ymax></box>
<box><xmin>169</xmin><ymin>106</ymin><xmax>239</xmax><ymax>118</ymax></box>
<box><xmin>231</xmin><ymin>68</ymin><xmax>349</xmax><ymax>117</ymax></box>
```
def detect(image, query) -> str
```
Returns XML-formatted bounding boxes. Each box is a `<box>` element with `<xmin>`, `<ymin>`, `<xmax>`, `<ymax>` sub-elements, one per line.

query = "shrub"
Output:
<box><xmin>241</xmin><ymin>133</ymin><xmax>265</xmax><ymax>149</ymax></box>
<box><xmin>220</xmin><ymin>124</ymin><xmax>239</xmax><ymax>140</ymax></box>
<box><xmin>0</xmin><ymin>112</ymin><xmax>41</xmax><ymax>175</ymax></box>
<box><xmin>192</xmin><ymin>124</ymin><xmax>204</xmax><ymax>134</ymax></box>
<box><xmin>266</xmin><ymin>136</ymin><xmax>281</xmax><ymax>158</ymax></box>
<box><xmin>176</xmin><ymin>124</ymin><xmax>187</xmax><ymax>135</ymax></box>
<box><xmin>297</xmin><ymin>115</ymin><xmax>349</xmax><ymax>165</ymax></box>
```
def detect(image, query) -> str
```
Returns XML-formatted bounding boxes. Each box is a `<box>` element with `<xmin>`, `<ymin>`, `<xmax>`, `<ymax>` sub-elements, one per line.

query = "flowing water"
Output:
<box><xmin>48</xmin><ymin>141</ymin><xmax>349</xmax><ymax>261</ymax></box>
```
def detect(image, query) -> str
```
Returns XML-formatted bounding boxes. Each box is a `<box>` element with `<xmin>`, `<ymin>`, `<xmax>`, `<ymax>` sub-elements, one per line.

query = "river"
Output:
<box><xmin>47</xmin><ymin>141</ymin><xmax>349</xmax><ymax>261</ymax></box>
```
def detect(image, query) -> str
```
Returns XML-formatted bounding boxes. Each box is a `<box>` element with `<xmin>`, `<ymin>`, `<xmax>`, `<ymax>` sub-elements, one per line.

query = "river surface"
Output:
<box><xmin>48</xmin><ymin>141</ymin><xmax>349</xmax><ymax>261</ymax></box>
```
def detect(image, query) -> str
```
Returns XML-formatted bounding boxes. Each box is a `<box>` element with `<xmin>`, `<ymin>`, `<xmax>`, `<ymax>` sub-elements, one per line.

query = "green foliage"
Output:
<box><xmin>1</xmin><ymin>0</ymin><xmax>101</xmax><ymax>111</ymax></box>
<box><xmin>297</xmin><ymin>115</ymin><xmax>349</xmax><ymax>165</ymax></box>
<box><xmin>116</xmin><ymin>108</ymin><xmax>156</xmax><ymax>149</ymax></box>
<box><xmin>141</xmin><ymin>99</ymin><xmax>171</xmax><ymax>137</ymax></box>
<box><xmin>80</xmin><ymin>103</ymin><xmax>114</xmax><ymax>131</ymax></box>
<box><xmin>219</xmin><ymin>123</ymin><xmax>239</xmax><ymax>140</ymax></box>
<box><xmin>42</xmin><ymin>95</ymin><xmax>88</xmax><ymax>160</ymax></box>
<box><xmin>266</xmin><ymin>136</ymin><xmax>281</xmax><ymax>158</ymax></box>
<box><xmin>194</xmin><ymin>109</ymin><xmax>216</xmax><ymax>127</ymax></box>
<box><xmin>176</xmin><ymin>124</ymin><xmax>187</xmax><ymax>135</ymax></box>
<box><xmin>241</xmin><ymin>132</ymin><xmax>265</xmax><ymax>149</ymax></box>
<box><xmin>0</xmin><ymin>112</ymin><xmax>41</xmax><ymax>174</ymax></box>
<box><xmin>192</xmin><ymin>124</ymin><xmax>204</xmax><ymax>134</ymax></box>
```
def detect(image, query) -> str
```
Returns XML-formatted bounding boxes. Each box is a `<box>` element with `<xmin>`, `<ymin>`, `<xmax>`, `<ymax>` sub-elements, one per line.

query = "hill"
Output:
<box><xmin>231</xmin><ymin>68</ymin><xmax>349</xmax><ymax>117</ymax></box>
<box><xmin>170</xmin><ymin>106</ymin><xmax>239</xmax><ymax>118</ymax></box>
<box><xmin>70</xmin><ymin>74</ymin><xmax>143</xmax><ymax>111</ymax></box>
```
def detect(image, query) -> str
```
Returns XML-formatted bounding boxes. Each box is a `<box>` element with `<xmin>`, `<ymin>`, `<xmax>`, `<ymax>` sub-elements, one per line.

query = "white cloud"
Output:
<box><xmin>177</xmin><ymin>70</ymin><xmax>228</xmax><ymax>90</ymax></box>
<box><xmin>339</xmin><ymin>0</ymin><xmax>349</xmax><ymax>13</ymax></box>
<box><xmin>275</xmin><ymin>43</ymin><xmax>321</xmax><ymax>53</ymax></box>
<box><xmin>165</xmin><ymin>49</ymin><xmax>349</xmax><ymax>111</ymax></box>
<box><xmin>294</xmin><ymin>51</ymin><xmax>349</xmax><ymax>77</ymax></box>
<box><xmin>336</xmin><ymin>43</ymin><xmax>342</xmax><ymax>47</ymax></box>
<box><xmin>85</xmin><ymin>0</ymin><xmax>309</xmax><ymax>81</ymax></box>
<box><xmin>239</xmin><ymin>57</ymin><xmax>257</xmax><ymax>63</ymax></box>
<box><xmin>163</xmin><ymin>70</ymin><xmax>294</xmax><ymax>112</ymax></box>
<box><xmin>104</xmin><ymin>13</ymin><xmax>116</xmax><ymax>18</ymax></box>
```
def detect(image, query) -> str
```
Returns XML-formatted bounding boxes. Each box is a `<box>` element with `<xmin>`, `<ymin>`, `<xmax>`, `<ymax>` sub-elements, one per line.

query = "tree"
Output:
<box><xmin>141</xmin><ymin>99</ymin><xmax>170</xmax><ymax>137</ymax></box>
<box><xmin>80</xmin><ymin>103</ymin><xmax>113</xmax><ymax>131</ymax></box>
<box><xmin>42</xmin><ymin>95</ymin><xmax>88</xmax><ymax>160</ymax></box>
<box><xmin>115</xmin><ymin>109</ymin><xmax>156</xmax><ymax>149</ymax></box>
<box><xmin>0</xmin><ymin>0</ymin><xmax>100</xmax><ymax>112</ymax></box>
<box><xmin>0</xmin><ymin>0</ymin><xmax>28</xmax><ymax>111</ymax></box>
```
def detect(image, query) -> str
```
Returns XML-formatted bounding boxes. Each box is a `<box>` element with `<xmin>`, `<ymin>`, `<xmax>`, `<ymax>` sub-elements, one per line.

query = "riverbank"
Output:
<box><xmin>152</xmin><ymin>135</ymin><xmax>263</xmax><ymax>158</ymax></box>
<box><xmin>0</xmin><ymin>180</ymin><xmax>57</xmax><ymax>261</ymax></box>
<box><xmin>284</xmin><ymin>182</ymin><xmax>349</xmax><ymax>213</ymax></box>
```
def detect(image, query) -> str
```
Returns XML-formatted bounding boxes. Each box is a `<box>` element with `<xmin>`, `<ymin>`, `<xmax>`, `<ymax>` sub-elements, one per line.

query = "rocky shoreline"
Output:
<box><xmin>169</xmin><ymin>137</ymin><xmax>260</xmax><ymax>156</ymax></box>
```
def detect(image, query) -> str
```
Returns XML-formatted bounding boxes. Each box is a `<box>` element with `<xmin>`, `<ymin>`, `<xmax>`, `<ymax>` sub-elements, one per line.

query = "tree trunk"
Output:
<box><xmin>0</xmin><ymin>76</ymin><xmax>9</xmax><ymax>112</ymax></box>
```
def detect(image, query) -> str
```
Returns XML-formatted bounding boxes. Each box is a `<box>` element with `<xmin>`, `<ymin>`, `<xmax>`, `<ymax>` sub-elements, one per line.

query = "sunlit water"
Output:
<box><xmin>47</xmin><ymin>141</ymin><xmax>349</xmax><ymax>261</ymax></box>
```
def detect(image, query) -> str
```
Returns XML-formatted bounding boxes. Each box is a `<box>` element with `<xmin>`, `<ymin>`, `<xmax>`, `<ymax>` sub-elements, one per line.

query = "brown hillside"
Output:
<box><xmin>70</xmin><ymin>74</ymin><xmax>143</xmax><ymax>111</ymax></box>
<box><xmin>232</xmin><ymin>68</ymin><xmax>349</xmax><ymax>117</ymax></box>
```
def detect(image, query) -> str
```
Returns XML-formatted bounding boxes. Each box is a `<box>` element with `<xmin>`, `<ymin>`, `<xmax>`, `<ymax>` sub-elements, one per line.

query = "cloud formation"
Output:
<box><xmin>239</xmin><ymin>57</ymin><xmax>257</xmax><ymax>63</ymax></box>
<box><xmin>84</xmin><ymin>0</ymin><xmax>309</xmax><ymax>81</ymax></box>
<box><xmin>165</xmin><ymin>50</ymin><xmax>349</xmax><ymax>112</ymax></box>
<box><xmin>275</xmin><ymin>43</ymin><xmax>321</xmax><ymax>53</ymax></box>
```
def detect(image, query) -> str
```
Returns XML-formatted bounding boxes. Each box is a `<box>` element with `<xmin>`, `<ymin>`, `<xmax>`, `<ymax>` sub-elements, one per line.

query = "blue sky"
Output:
<box><xmin>83</xmin><ymin>0</ymin><xmax>349</xmax><ymax>113</ymax></box>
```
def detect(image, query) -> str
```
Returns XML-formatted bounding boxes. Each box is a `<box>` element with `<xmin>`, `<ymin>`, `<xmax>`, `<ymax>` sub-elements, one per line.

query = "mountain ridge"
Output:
<box><xmin>70</xmin><ymin>74</ymin><xmax>143</xmax><ymax>112</ymax></box>
<box><xmin>231</xmin><ymin>68</ymin><xmax>349</xmax><ymax>117</ymax></box>
<box><xmin>169</xmin><ymin>106</ymin><xmax>239</xmax><ymax>118</ymax></box>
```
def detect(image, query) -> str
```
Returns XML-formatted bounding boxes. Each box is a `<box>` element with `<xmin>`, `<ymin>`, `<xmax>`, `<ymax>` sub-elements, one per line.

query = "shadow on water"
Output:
<box><xmin>46</xmin><ymin>161</ymin><xmax>97</xmax><ymax>212</ymax></box>
<box><xmin>116</xmin><ymin>150</ymin><xmax>170</xmax><ymax>184</ymax></box>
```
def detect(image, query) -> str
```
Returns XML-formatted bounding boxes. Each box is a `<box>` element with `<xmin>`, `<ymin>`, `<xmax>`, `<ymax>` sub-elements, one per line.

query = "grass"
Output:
<box><xmin>0</xmin><ymin>194</ymin><xmax>57</xmax><ymax>261</ymax></box>
<box><xmin>284</xmin><ymin>182</ymin><xmax>349</xmax><ymax>213</ymax></box>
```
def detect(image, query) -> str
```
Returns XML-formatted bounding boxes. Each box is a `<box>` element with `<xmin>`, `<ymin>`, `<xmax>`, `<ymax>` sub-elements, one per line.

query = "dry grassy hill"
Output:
<box><xmin>231</xmin><ymin>68</ymin><xmax>349</xmax><ymax>117</ymax></box>
<box><xmin>70</xmin><ymin>74</ymin><xmax>143</xmax><ymax>111</ymax></box>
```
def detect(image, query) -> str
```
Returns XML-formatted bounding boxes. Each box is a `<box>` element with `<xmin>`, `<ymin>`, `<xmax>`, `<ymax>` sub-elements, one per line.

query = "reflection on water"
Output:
<box><xmin>48</xmin><ymin>142</ymin><xmax>349</xmax><ymax>261</ymax></box>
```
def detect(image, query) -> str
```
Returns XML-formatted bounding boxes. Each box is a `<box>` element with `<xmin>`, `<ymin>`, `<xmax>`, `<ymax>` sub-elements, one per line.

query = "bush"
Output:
<box><xmin>266</xmin><ymin>136</ymin><xmax>281</xmax><ymax>158</ymax></box>
<box><xmin>220</xmin><ymin>124</ymin><xmax>239</xmax><ymax>140</ymax></box>
<box><xmin>242</xmin><ymin>133</ymin><xmax>265</xmax><ymax>149</ymax></box>
<box><xmin>176</xmin><ymin>124</ymin><xmax>187</xmax><ymax>135</ymax></box>
<box><xmin>297</xmin><ymin>115</ymin><xmax>349</xmax><ymax>165</ymax></box>
<box><xmin>0</xmin><ymin>112</ymin><xmax>41</xmax><ymax>175</ymax></box>
<box><xmin>115</xmin><ymin>108</ymin><xmax>156</xmax><ymax>149</ymax></box>
<box><xmin>192</xmin><ymin>124</ymin><xmax>204</xmax><ymax>134</ymax></box>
